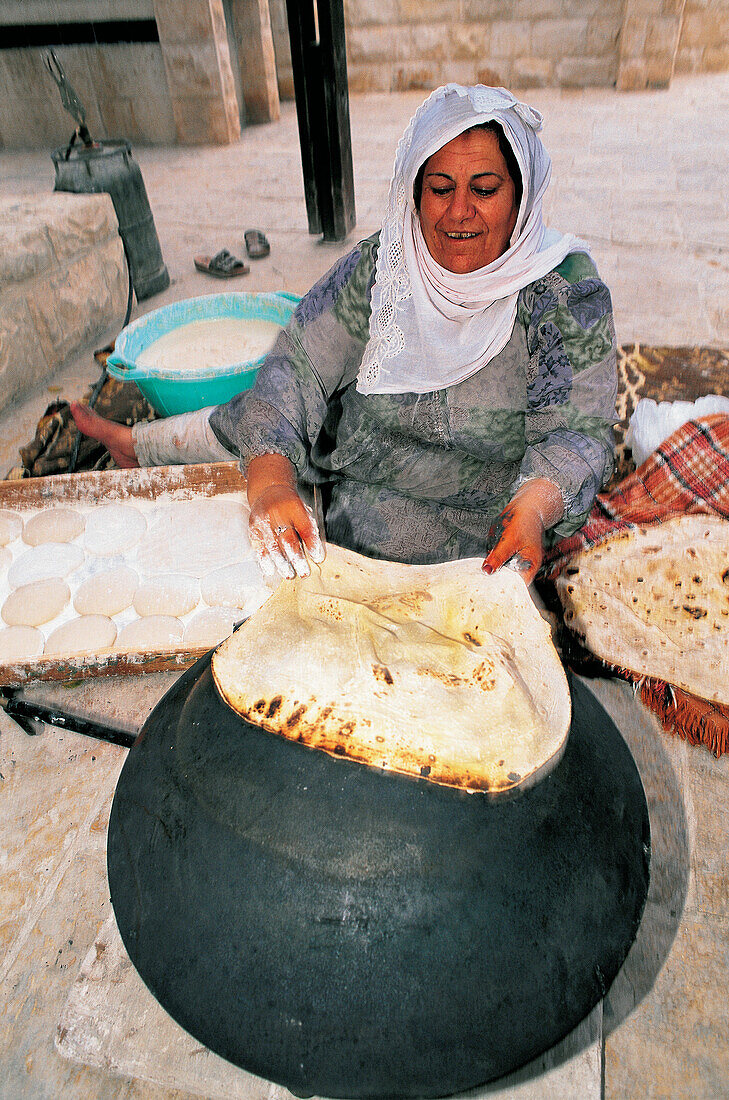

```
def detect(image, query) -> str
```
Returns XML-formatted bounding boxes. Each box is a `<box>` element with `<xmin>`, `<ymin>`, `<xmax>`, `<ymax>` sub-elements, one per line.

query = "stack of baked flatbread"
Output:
<box><xmin>555</xmin><ymin>515</ymin><xmax>728</xmax><ymax>706</ymax></box>
<box><xmin>212</xmin><ymin>545</ymin><xmax>571</xmax><ymax>794</ymax></box>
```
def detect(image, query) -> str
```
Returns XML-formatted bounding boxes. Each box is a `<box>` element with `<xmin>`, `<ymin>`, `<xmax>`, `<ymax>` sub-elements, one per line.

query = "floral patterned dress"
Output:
<box><xmin>210</xmin><ymin>234</ymin><xmax>617</xmax><ymax>565</ymax></box>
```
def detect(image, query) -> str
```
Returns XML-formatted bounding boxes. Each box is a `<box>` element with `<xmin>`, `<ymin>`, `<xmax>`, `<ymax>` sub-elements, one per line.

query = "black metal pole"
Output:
<box><xmin>285</xmin><ymin>0</ymin><xmax>356</xmax><ymax>241</ymax></box>
<box><xmin>0</xmin><ymin>690</ymin><xmax>137</xmax><ymax>749</ymax></box>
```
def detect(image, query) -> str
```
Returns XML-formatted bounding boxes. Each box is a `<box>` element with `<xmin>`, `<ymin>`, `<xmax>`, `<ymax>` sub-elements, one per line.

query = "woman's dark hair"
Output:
<box><xmin>413</xmin><ymin>120</ymin><xmax>523</xmax><ymax>213</ymax></box>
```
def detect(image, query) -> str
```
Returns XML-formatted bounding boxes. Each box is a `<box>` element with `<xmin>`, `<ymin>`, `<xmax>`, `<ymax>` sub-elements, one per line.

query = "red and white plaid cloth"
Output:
<box><xmin>544</xmin><ymin>414</ymin><xmax>729</xmax><ymax>756</ymax></box>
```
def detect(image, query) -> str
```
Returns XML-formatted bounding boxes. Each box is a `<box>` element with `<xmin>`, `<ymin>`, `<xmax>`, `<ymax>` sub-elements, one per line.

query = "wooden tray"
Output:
<box><xmin>0</xmin><ymin>462</ymin><xmax>250</xmax><ymax>686</ymax></box>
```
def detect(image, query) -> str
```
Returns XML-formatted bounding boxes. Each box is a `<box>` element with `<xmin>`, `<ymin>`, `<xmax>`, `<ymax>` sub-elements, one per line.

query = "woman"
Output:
<box><xmin>73</xmin><ymin>84</ymin><xmax>617</xmax><ymax>585</ymax></box>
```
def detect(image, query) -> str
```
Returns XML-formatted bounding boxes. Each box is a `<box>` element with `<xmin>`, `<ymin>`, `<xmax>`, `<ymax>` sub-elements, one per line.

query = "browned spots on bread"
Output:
<box><xmin>265</xmin><ymin>695</ymin><xmax>282</xmax><ymax>718</ymax></box>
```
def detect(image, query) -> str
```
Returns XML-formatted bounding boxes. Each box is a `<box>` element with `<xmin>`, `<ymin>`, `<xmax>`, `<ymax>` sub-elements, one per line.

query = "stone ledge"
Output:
<box><xmin>0</xmin><ymin>193</ymin><xmax>127</xmax><ymax>414</ymax></box>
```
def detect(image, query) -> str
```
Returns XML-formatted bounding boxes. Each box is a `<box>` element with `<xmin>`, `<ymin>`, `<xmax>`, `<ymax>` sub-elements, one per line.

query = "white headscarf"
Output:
<box><xmin>356</xmin><ymin>84</ymin><xmax>588</xmax><ymax>395</ymax></box>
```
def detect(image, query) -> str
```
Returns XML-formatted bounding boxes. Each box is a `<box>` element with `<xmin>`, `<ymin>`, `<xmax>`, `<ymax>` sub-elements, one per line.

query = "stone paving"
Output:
<box><xmin>0</xmin><ymin>72</ymin><xmax>728</xmax><ymax>1099</ymax></box>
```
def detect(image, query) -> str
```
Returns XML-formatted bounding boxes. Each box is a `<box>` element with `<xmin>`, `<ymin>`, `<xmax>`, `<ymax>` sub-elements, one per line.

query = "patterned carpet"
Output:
<box><xmin>613</xmin><ymin>344</ymin><xmax>729</xmax><ymax>483</ymax></box>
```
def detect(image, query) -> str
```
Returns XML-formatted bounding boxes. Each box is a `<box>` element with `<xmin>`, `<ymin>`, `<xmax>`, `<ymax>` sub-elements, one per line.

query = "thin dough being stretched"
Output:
<box><xmin>213</xmin><ymin>545</ymin><xmax>571</xmax><ymax>795</ymax></box>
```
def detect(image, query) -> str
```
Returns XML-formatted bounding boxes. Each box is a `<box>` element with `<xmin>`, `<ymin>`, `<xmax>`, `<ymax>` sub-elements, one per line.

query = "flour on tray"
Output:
<box><xmin>84</xmin><ymin>505</ymin><xmax>147</xmax><ymax>556</ymax></box>
<box><xmin>0</xmin><ymin>489</ymin><xmax>271</xmax><ymax>668</ymax></box>
<box><xmin>134</xmin><ymin>498</ymin><xmax>251</xmax><ymax>576</ymax></box>
<box><xmin>0</xmin><ymin>510</ymin><xmax>23</xmax><ymax>546</ymax></box>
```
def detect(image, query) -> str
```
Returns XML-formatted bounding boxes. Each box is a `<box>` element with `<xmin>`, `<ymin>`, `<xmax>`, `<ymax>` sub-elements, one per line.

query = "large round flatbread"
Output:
<box><xmin>555</xmin><ymin>515</ymin><xmax>729</xmax><ymax>704</ymax></box>
<box><xmin>212</xmin><ymin>545</ymin><xmax>571</xmax><ymax>794</ymax></box>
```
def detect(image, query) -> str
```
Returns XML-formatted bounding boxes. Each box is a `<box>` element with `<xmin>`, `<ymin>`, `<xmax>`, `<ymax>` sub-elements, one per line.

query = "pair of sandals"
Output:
<box><xmin>194</xmin><ymin>230</ymin><xmax>270</xmax><ymax>279</ymax></box>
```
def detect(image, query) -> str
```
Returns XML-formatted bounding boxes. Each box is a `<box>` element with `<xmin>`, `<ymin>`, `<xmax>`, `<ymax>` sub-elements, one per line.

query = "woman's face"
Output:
<box><xmin>417</xmin><ymin>129</ymin><xmax>519</xmax><ymax>274</ymax></box>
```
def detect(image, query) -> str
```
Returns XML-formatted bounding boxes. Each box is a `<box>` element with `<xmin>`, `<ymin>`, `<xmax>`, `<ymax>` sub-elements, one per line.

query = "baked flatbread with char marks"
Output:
<box><xmin>212</xmin><ymin>545</ymin><xmax>571</xmax><ymax>794</ymax></box>
<box><xmin>556</xmin><ymin>515</ymin><xmax>729</xmax><ymax>704</ymax></box>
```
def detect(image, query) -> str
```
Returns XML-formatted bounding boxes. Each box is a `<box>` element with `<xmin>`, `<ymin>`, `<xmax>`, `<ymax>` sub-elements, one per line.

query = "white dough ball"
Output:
<box><xmin>201</xmin><ymin>561</ymin><xmax>265</xmax><ymax>609</ymax></box>
<box><xmin>45</xmin><ymin>615</ymin><xmax>117</xmax><ymax>655</ymax></box>
<box><xmin>184</xmin><ymin>607</ymin><xmax>244</xmax><ymax>648</ymax></box>
<box><xmin>22</xmin><ymin>507</ymin><xmax>85</xmax><ymax>546</ymax></box>
<box><xmin>2</xmin><ymin>578</ymin><xmax>70</xmax><ymax>626</ymax></box>
<box><xmin>8</xmin><ymin>543</ymin><xmax>83</xmax><ymax>588</ymax></box>
<box><xmin>0</xmin><ymin>626</ymin><xmax>44</xmax><ymax>661</ymax></box>
<box><xmin>74</xmin><ymin>565</ymin><xmax>139</xmax><ymax>616</ymax></box>
<box><xmin>117</xmin><ymin>615</ymin><xmax>184</xmax><ymax>651</ymax></box>
<box><xmin>133</xmin><ymin>574</ymin><xmax>200</xmax><ymax>618</ymax></box>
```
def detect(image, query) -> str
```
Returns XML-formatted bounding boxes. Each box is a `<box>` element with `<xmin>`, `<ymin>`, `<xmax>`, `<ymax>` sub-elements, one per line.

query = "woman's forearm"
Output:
<box><xmin>133</xmin><ymin>407</ymin><xmax>236</xmax><ymax>466</ymax></box>
<box><xmin>246</xmin><ymin>452</ymin><xmax>298</xmax><ymax>509</ymax></box>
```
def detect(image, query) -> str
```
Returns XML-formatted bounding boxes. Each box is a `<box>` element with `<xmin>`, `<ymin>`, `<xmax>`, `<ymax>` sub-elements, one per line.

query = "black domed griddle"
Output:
<box><xmin>108</xmin><ymin>652</ymin><xmax>649</xmax><ymax>1098</ymax></box>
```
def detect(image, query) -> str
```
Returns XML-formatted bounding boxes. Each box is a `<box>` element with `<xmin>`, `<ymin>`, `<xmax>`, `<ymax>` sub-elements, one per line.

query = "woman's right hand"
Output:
<box><xmin>247</xmin><ymin>454</ymin><xmax>325</xmax><ymax>579</ymax></box>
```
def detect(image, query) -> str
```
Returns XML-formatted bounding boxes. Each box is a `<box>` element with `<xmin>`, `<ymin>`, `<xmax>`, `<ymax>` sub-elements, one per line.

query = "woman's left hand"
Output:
<box><xmin>482</xmin><ymin>479</ymin><xmax>564</xmax><ymax>586</ymax></box>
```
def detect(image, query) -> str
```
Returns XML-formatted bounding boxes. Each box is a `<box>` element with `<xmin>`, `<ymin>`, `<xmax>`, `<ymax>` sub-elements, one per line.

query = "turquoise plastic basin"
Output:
<box><xmin>106</xmin><ymin>291</ymin><xmax>299</xmax><ymax>416</ymax></box>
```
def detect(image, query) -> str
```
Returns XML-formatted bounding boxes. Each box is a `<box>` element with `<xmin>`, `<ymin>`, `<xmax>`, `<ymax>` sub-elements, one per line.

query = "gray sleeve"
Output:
<box><xmin>132</xmin><ymin>407</ymin><xmax>236</xmax><ymax>466</ymax></box>
<box><xmin>209</xmin><ymin>241</ymin><xmax>373</xmax><ymax>478</ymax></box>
<box><xmin>516</xmin><ymin>258</ymin><xmax>618</xmax><ymax>539</ymax></box>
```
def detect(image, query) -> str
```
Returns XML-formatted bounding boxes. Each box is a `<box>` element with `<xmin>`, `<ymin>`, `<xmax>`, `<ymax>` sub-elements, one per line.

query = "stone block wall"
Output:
<box><xmin>152</xmin><ymin>0</ymin><xmax>242</xmax><ymax>144</ymax></box>
<box><xmin>268</xmin><ymin>0</ymin><xmax>728</xmax><ymax>98</ymax></box>
<box><xmin>0</xmin><ymin>0</ymin><xmax>279</xmax><ymax>148</ymax></box>
<box><xmin>0</xmin><ymin>193</ymin><xmax>127</xmax><ymax>412</ymax></box>
<box><xmin>342</xmin><ymin>0</ymin><xmax>625</xmax><ymax>93</ymax></box>
<box><xmin>228</xmin><ymin>0</ymin><xmax>280</xmax><ymax>124</ymax></box>
<box><xmin>0</xmin><ymin>43</ymin><xmax>178</xmax><ymax>149</ymax></box>
<box><xmin>268</xmin><ymin>0</ymin><xmax>294</xmax><ymax>99</ymax></box>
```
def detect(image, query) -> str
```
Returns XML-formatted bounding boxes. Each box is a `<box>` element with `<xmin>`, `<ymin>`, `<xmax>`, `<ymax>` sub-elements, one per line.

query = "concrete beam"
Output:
<box><xmin>152</xmin><ymin>0</ymin><xmax>242</xmax><ymax>144</ymax></box>
<box><xmin>617</xmin><ymin>0</ymin><xmax>687</xmax><ymax>90</ymax></box>
<box><xmin>228</xmin><ymin>0</ymin><xmax>280</xmax><ymax>124</ymax></box>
